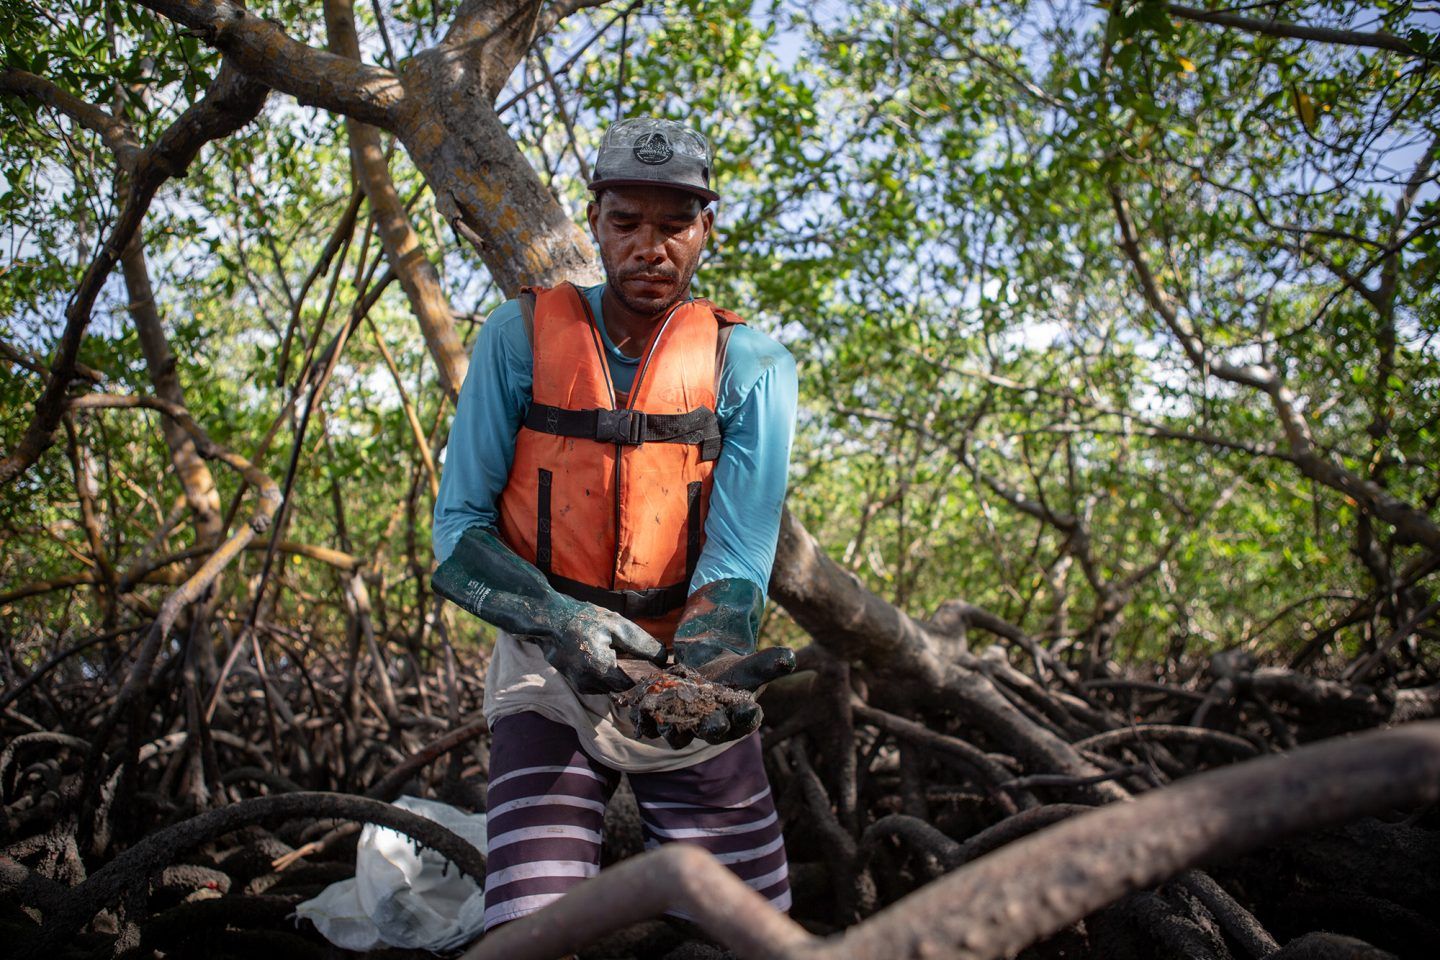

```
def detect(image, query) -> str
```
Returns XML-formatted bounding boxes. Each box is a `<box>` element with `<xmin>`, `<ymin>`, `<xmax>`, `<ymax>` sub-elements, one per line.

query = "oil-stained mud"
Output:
<box><xmin>616</xmin><ymin>663</ymin><xmax>756</xmax><ymax>733</ymax></box>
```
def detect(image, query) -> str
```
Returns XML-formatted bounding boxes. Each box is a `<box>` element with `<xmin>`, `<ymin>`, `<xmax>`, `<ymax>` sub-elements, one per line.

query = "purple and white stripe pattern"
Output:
<box><xmin>483</xmin><ymin>712</ymin><xmax>790</xmax><ymax>930</ymax></box>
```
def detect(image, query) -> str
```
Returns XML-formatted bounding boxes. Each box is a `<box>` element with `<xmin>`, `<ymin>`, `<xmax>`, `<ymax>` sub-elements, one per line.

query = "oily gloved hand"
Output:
<box><xmin>635</xmin><ymin>578</ymin><xmax>796</xmax><ymax>748</ymax></box>
<box><xmin>431</xmin><ymin>526</ymin><xmax>665</xmax><ymax>695</ymax></box>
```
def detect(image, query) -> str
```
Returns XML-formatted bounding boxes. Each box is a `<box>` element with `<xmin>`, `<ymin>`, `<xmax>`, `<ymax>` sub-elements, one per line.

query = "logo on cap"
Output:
<box><xmin>633</xmin><ymin>132</ymin><xmax>673</xmax><ymax>165</ymax></box>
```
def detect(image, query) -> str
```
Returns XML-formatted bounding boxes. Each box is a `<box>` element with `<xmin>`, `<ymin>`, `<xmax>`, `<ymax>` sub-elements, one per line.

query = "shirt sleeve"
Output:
<box><xmin>431</xmin><ymin>300</ymin><xmax>532</xmax><ymax>564</ymax></box>
<box><xmin>690</xmin><ymin>325</ymin><xmax>799</xmax><ymax>595</ymax></box>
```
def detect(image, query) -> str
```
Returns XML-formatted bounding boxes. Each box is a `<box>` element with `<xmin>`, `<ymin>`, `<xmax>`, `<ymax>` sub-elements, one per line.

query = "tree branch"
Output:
<box><xmin>462</xmin><ymin>843</ymin><xmax>812</xmax><ymax>960</ymax></box>
<box><xmin>535</xmin><ymin>0</ymin><xmax>612</xmax><ymax>37</ymax></box>
<box><xmin>461</xmin><ymin>723</ymin><xmax>1440</xmax><ymax>960</ymax></box>
<box><xmin>326</xmin><ymin>0</ymin><xmax>469</xmax><ymax>402</ymax></box>
<box><xmin>1166</xmin><ymin>3</ymin><xmax>1431</xmax><ymax>59</ymax></box>
<box><xmin>0</xmin><ymin>69</ymin><xmax>140</xmax><ymax>163</ymax></box>
<box><xmin>440</xmin><ymin>0</ymin><xmax>547</xmax><ymax>101</ymax></box>
<box><xmin>0</xmin><ymin>60</ymin><xmax>267</xmax><ymax>486</ymax></box>
<box><xmin>68</xmin><ymin>393</ymin><xmax>280</xmax><ymax>527</ymax></box>
<box><xmin>1110</xmin><ymin>184</ymin><xmax>1440</xmax><ymax>555</ymax></box>
<box><xmin>770</xmin><ymin>509</ymin><xmax>1125</xmax><ymax>801</ymax></box>
<box><xmin>445</xmin><ymin>0</ymin><xmax>541</xmax><ymax>50</ymax></box>
<box><xmin>1110</xmin><ymin>187</ymin><xmax>1273</xmax><ymax>390</ymax></box>
<box><xmin>133</xmin><ymin>0</ymin><xmax>404</xmax><ymax>126</ymax></box>
<box><xmin>817</xmin><ymin>721</ymin><xmax>1440</xmax><ymax>960</ymax></box>
<box><xmin>0</xmin><ymin>336</ymin><xmax>103</xmax><ymax>383</ymax></box>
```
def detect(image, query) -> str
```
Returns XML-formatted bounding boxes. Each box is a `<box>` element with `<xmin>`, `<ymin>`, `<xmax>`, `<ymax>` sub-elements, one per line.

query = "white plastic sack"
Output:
<box><xmin>295</xmin><ymin>795</ymin><xmax>487</xmax><ymax>952</ymax></box>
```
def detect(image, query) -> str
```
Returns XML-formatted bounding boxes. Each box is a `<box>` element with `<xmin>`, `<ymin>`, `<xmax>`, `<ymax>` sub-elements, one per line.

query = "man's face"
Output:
<box><xmin>587</xmin><ymin>185</ymin><xmax>714</xmax><ymax>318</ymax></box>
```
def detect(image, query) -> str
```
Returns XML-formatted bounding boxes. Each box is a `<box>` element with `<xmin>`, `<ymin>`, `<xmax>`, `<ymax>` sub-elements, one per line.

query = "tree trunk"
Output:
<box><xmin>393</xmin><ymin>72</ymin><xmax>603</xmax><ymax>296</ymax></box>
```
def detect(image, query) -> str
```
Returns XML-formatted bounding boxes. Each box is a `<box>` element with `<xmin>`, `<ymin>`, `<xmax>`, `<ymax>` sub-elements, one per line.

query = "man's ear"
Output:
<box><xmin>701</xmin><ymin>205</ymin><xmax>715</xmax><ymax>242</ymax></box>
<box><xmin>586</xmin><ymin>199</ymin><xmax>600</xmax><ymax>238</ymax></box>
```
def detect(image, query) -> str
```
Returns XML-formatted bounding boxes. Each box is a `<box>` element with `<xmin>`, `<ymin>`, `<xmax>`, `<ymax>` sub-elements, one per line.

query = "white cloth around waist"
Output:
<box><xmin>482</xmin><ymin>629</ymin><xmax>740</xmax><ymax>772</ymax></box>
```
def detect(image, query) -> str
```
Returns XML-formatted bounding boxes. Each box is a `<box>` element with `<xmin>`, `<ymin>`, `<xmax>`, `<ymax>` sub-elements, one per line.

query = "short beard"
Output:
<box><xmin>600</xmin><ymin>248</ymin><xmax>700</xmax><ymax>319</ymax></box>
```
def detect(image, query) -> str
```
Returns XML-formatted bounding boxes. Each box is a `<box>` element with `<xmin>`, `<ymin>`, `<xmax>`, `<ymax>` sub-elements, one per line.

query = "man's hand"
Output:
<box><xmin>431</xmin><ymin>526</ymin><xmax>666</xmax><ymax>696</ymax></box>
<box><xmin>532</xmin><ymin>604</ymin><xmax>666</xmax><ymax>695</ymax></box>
<box><xmin>635</xmin><ymin>579</ymin><xmax>795</xmax><ymax>748</ymax></box>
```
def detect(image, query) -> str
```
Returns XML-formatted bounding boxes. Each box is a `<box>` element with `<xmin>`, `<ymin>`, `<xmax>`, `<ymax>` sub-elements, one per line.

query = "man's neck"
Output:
<box><xmin>600</xmin><ymin>284</ymin><xmax>688</xmax><ymax>359</ymax></box>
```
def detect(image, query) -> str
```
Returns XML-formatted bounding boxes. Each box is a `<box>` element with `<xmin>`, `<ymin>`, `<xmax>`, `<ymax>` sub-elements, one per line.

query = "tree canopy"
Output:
<box><xmin>4</xmin><ymin>2</ymin><xmax>1440</xmax><ymax>958</ymax></box>
<box><xmin>4</xmin><ymin>0</ymin><xmax>1436</xmax><ymax>670</ymax></box>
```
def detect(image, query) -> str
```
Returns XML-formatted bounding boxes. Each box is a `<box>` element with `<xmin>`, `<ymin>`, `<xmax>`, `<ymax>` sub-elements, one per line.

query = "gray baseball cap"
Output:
<box><xmin>588</xmin><ymin>117</ymin><xmax>718</xmax><ymax>203</ymax></box>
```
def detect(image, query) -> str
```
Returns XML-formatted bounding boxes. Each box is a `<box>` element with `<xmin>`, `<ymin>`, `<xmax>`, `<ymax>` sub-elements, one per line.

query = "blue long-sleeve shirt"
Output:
<box><xmin>432</xmin><ymin>283</ymin><xmax>797</xmax><ymax>597</ymax></box>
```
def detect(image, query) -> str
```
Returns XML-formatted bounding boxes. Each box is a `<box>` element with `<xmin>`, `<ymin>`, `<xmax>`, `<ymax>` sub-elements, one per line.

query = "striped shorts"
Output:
<box><xmin>482</xmin><ymin>711</ymin><xmax>791</xmax><ymax>930</ymax></box>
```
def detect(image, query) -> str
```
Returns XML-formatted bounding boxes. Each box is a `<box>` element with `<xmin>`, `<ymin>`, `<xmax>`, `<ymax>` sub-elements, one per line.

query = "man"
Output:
<box><xmin>431</xmin><ymin>117</ymin><xmax>798</xmax><ymax>930</ymax></box>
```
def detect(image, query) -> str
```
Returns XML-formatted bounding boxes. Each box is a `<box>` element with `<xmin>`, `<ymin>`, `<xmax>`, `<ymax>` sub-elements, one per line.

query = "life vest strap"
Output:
<box><xmin>536</xmin><ymin>468</ymin><xmax>554</xmax><ymax>573</ymax></box>
<box><xmin>524</xmin><ymin>403</ymin><xmax>722</xmax><ymax>462</ymax></box>
<box><xmin>545</xmin><ymin>571</ymin><xmax>690</xmax><ymax>619</ymax></box>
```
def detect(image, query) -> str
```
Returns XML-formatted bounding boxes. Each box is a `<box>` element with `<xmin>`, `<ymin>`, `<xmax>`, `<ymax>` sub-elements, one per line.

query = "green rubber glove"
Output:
<box><xmin>432</xmin><ymin>526</ymin><xmax>666</xmax><ymax>695</ymax></box>
<box><xmin>642</xmin><ymin>578</ymin><xmax>796</xmax><ymax>747</ymax></box>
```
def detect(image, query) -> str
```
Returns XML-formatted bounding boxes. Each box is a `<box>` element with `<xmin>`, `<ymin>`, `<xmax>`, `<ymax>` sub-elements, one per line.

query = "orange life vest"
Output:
<box><xmin>496</xmin><ymin>282</ymin><xmax>741</xmax><ymax>644</ymax></box>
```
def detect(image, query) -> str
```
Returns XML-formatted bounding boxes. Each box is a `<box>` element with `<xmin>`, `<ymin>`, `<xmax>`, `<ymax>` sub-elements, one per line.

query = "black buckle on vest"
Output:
<box><xmin>596</xmin><ymin>409</ymin><xmax>647</xmax><ymax>445</ymax></box>
<box><xmin>619</xmin><ymin>589</ymin><xmax>654</xmax><ymax>619</ymax></box>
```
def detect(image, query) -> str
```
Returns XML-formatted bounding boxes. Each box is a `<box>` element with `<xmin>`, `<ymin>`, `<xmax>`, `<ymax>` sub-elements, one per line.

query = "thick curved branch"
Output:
<box><xmin>952</xmin><ymin>804</ymin><xmax>1091</xmax><ymax>866</ymax></box>
<box><xmin>0</xmin><ymin>69</ymin><xmax>140</xmax><ymax>163</ymax></box>
<box><xmin>1071</xmin><ymin>723</ymin><xmax>1259</xmax><ymax>758</ymax></box>
<box><xmin>860</xmin><ymin>814</ymin><xmax>964</xmax><ymax>876</ymax></box>
<box><xmin>32</xmin><ymin>792</ymin><xmax>485</xmax><ymax>952</ymax></box>
<box><xmin>814</xmin><ymin>722</ymin><xmax>1440</xmax><ymax>959</ymax></box>
<box><xmin>0</xmin><ymin>732</ymin><xmax>92</xmax><ymax>791</ymax></box>
<box><xmin>132</xmin><ymin>0</ymin><xmax>403</xmax><ymax>126</ymax></box>
<box><xmin>1166</xmin><ymin>4</ymin><xmax>1430</xmax><ymax>59</ymax></box>
<box><xmin>443</xmin><ymin>0</ymin><xmax>546</xmax><ymax>97</ymax></box>
<box><xmin>770</xmin><ymin>509</ymin><xmax>1125</xmax><ymax>802</ymax></box>
<box><xmin>460</xmin><ymin>723</ymin><xmax>1440</xmax><ymax>960</ymax></box>
<box><xmin>461</xmin><ymin>843</ymin><xmax>813</xmax><ymax>960</ymax></box>
<box><xmin>1176</xmin><ymin>870</ymin><xmax>1281</xmax><ymax>959</ymax></box>
<box><xmin>771</xmin><ymin>507</ymin><xmax>956</xmax><ymax>681</ymax></box>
